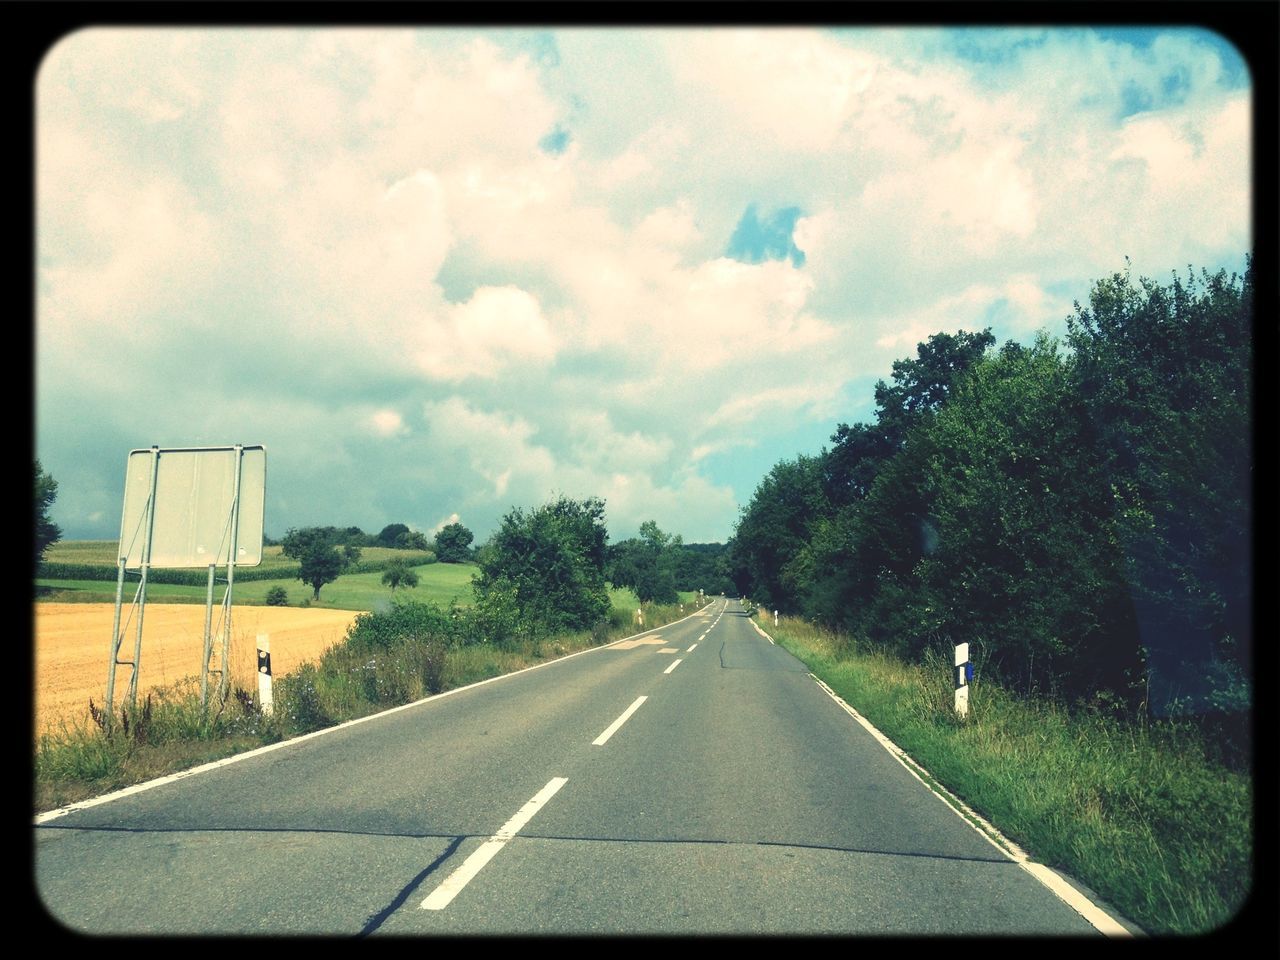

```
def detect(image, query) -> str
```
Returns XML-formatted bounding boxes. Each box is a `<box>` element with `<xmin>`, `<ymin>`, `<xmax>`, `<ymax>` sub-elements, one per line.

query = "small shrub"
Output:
<box><xmin>265</xmin><ymin>586</ymin><xmax>289</xmax><ymax>606</ymax></box>
<box><xmin>276</xmin><ymin>662</ymin><xmax>328</xmax><ymax>733</ymax></box>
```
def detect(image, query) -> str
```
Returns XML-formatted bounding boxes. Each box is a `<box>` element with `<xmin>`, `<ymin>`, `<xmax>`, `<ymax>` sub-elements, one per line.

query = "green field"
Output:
<box><xmin>43</xmin><ymin>540</ymin><xmax>421</xmax><ymax>572</ymax></box>
<box><xmin>38</xmin><ymin>541</ymin><xmax>476</xmax><ymax>612</ymax></box>
<box><xmin>37</xmin><ymin>542</ymin><xmax>695</xmax><ymax>616</ymax></box>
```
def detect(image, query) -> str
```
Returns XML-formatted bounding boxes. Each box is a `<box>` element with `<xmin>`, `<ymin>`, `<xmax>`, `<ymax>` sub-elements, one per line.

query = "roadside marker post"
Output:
<box><xmin>774</xmin><ymin>609</ymin><xmax>779</xmax><ymax>626</ymax></box>
<box><xmin>257</xmin><ymin>634</ymin><xmax>274</xmax><ymax>717</ymax></box>
<box><xmin>954</xmin><ymin>642</ymin><xmax>972</xmax><ymax>718</ymax></box>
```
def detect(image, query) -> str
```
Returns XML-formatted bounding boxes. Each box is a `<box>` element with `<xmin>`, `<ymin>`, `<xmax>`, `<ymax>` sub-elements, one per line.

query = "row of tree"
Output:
<box><xmin>727</xmin><ymin>260</ymin><xmax>1252</xmax><ymax>715</ymax></box>
<box><xmin>267</xmin><ymin>521</ymin><xmax>474</xmax><ymax>559</ymax></box>
<box><xmin>277</xmin><ymin>521</ymin><xmax>474</xmax><ymax>599</ymax></box>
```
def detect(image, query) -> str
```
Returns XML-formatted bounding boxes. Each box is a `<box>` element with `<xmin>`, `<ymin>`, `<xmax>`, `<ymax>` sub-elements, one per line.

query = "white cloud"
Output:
<box><xmin>414</xmin><ymin>285</ymin><xmax>557</xmax><ymax>381</ymax></box>
<box><xmin>369</xmin><ymin>409</ymin><xmax>408</xmax><ymax>437</ymax></box>
<box><xmin>36</xmin><ymin>27</ymin><xmax>1251</xmax><ymax>547</ymax></box>
<box><xmin>706</xmin><ymin>383</ymin><xmax>841</xmax><ymax>429</ymax></box>
<box><xmin>432</xmin><ymin>512</ymin><xmax>462</xmax><ymax>534</ymax></box>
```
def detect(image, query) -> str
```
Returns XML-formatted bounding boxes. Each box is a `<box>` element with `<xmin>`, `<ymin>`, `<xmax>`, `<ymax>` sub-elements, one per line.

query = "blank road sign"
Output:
<box><xmin>118</xmin><ymin>446</ymin><xmax>265</xmax><ymax>569</ymax></box>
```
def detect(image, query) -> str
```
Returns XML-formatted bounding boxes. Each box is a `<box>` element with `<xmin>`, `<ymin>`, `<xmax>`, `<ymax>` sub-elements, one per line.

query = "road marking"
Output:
<box><xmin>664</xmin><ymin>658</ymin><xmax>683</xmax><ymax>675</ymax></box>
<box><xmin>36</xmin><ymin>606</ymin><xmax>714</xmax><ymax>826</ymax></box>
<box><xmin>593</xmin><ymin>696</ymin><xmax>647</xmax><ymax>746</ymax></box>
<box><xmin>420</xmin><ymin>776</ymin><xmax>568</xmax><ymax>911</ymax></box>
<box><xmin>1019</xmin><ymin>862</ymin><xmax>1132</xmax><ymax>937</ymax></box>
<box><xmin>687</xmin><ymin>643</ymin><xmax>697</xmax><ymax>652</ymax></box>
<box><xmin>805</xmin><ymin>672</ymin><xmax>1134</xmax><ymax>937</ymax></box>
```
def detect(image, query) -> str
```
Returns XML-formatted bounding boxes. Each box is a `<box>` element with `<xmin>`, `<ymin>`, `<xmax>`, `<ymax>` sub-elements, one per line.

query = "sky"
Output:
<box><xmin>34</xmin><ymin>25</ymin><xmax>1252</xmax><ymax>549</ymax></box>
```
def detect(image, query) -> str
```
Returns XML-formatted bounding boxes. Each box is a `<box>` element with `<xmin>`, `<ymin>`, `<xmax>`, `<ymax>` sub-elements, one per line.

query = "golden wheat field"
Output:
<box><xmin>34</xmin><ymin>603</ymin><xmax>361</xmax><ymax>738</ymax></box>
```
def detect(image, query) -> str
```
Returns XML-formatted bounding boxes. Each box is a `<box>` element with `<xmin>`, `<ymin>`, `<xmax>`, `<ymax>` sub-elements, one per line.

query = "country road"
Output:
<box><xmin>34</xmin><ymin>598</ymin><xmax>1124</xmax><ymax>936</ymax></box>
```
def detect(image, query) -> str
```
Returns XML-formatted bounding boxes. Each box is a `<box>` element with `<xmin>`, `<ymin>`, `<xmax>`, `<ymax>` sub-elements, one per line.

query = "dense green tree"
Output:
<box><xmin>913</xmin><ymin>336</ymin><xmax>1143</xmax><ymax>700</ymax></box>
<box><xmin>727</xmin><ymin>454</ymin><xmax>829</xmax><ymax>610</ymax></box>
<box><xmin>473</xmin><ymin>495</ymin><xmax>611</xmax><ymax>634</ymax></box>
<box><xmin>401</xmin><ymin>530</ymin><xmax>431</xmax><ymax>551</ymax></box>
<box><xmin>823</xmin><ymin>329</ymin><xmax>996</xmax><ymax>509</ymax></box>
<box><xmin>1065</xmin><ymin>260</ymin><xmax>1252</xmax><ymax>713</ymax></box>
<box><xmin>672</xmin><ymin>542</ymin><xmax>734</xmax><ymax>596</ymax></box>
<box><xmin>434</xmin><ymin>522</ymin><xmax>475</xmax><ymax>563</ymax></box>
<box><xmin>34</xmin><ymin>460</ymin><xmax>61</xmax><ymax>571</ymax></box>
<box><xmin>608</xmin><ymin>520</ymin><xmax>680</xmax><ymax>603</ymax></box>
<box><xmin>281</xmin><ymin>527</ymin><xmax>358</xmax><ymax>600</ymax></box>
<box><xmin>376</xmin><ymin>523</ymin><xmax>411</xmax><ymax>547</ymax></box>
<box><xmin>381</xmin><ymin>558</ymin><xmax>421</xmax><ymax>592</ymax></box>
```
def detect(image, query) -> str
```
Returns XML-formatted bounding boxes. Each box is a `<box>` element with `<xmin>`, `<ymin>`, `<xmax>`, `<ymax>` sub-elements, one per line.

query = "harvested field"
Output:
<box><xmin>34</xmin><ymin>603</ymin><xmax>361</xmax><ymax>738</ymax></box>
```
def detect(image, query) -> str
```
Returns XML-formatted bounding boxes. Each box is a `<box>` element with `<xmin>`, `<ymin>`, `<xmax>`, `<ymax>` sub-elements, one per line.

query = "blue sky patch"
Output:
<box><xmin>726</xmin><ymin>204</ymin><xmax>806</xmax><ymax>267</ymax></box>
<box><xmin>539</xmin><ymin>126</ymin><xmax>571</xmax><ymax>155</ymax></box>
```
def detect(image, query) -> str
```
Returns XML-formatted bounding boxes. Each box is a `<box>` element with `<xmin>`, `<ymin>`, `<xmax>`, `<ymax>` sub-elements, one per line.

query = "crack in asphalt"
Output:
<box><xmin>36</xmin><ymin>821</ymin><xmax>1011</xmax><ymax>865</ymax></box>
<box><xmin>358</xmin><ymin>834</ymin><xmax>465</xmax><ymax>937</ymax></box>
<box><xmin>504</xmin><ymin>832</ymin><xmax>1013</xmax><ymax>865</ymax></box>
<box><xmin>36</xmin><ymin>823</ymin><xmax>472</xmax><ymax>841</ymax></box>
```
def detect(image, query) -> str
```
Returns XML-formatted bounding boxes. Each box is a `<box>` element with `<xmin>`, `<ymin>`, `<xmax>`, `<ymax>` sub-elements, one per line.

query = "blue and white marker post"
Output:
<box><xmin>954</xmin><ymin>642</ymin><xmax>972</xmax><ymax>718</ymax></box>
<box><xmin>257</xmin><ymin>633</ymin><xmax>274</xmax><ymax>717</ymax></box>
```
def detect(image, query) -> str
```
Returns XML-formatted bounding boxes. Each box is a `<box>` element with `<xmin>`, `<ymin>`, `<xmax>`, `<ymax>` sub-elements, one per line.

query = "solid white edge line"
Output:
<box><xmin>800</xmin><ymin>667</ymin><xmax>1134</xmax><ymax>938</ymax></box>
<box><xmin>36</xmin><ymin>603</ymin><xmax>716</xmax><ymax>825</ymax></box>
<box><xmin>663</xmin><ymin>658</ymin><xmax>683</xmax><ymax>675</ymax></box>
<box><xmin>1019</xmin><ymin>862</ymin><xmax>1132</xmax><ymax>937</ymax></box>
<box><xmin>420</xmin><ymin>776</ymin><xmax>568</xmax><ymax>911</ymax></box>
<box><xmin>592</xmin><ymin>695</ymin><xmax>648</xmax><ymax>746</ymax></box>
<box><xmin>751</xmin><ymin>616</ymin><xmax>1132</xmax><ymax>937</ymax></box>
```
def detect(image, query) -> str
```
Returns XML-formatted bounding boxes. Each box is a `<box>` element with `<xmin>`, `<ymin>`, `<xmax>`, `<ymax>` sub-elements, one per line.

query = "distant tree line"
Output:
<box><xmin>726</xmin><ymin>259</ymin><xmax>1252</xmax><ymax>717</ymax></box>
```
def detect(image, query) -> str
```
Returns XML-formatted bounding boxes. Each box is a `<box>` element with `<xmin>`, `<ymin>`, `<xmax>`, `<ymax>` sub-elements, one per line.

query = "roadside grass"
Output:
<box><xmin>764</xmin><ymin>615</ymin><xmax>1252</xmax><ymax>937</ymax></box>
<box><xmin>35</xmin><ymin>595</ymin><xmax>710</xmax><ymax>815</ymax></box>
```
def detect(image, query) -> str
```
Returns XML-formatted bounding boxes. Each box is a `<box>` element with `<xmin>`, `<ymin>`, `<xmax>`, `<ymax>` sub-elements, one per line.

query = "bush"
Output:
<box><xmin>264</xmin><ymin>586</ymin><xmax>289</xmax><ymax>606</ymax></box>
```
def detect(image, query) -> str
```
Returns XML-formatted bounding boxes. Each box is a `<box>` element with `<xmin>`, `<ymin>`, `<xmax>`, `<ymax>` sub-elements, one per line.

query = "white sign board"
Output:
<box><xmin>118</xmin><ymin>446</ymin><xmax>265</xmax><ymax>569</ymax></box>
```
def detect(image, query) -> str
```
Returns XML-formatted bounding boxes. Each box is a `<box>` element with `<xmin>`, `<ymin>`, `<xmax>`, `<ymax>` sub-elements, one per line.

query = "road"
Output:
<box><xmin>35</xmin><ymin>598</ymin><xmax>1120</xmax><ymax>936</ymax></box>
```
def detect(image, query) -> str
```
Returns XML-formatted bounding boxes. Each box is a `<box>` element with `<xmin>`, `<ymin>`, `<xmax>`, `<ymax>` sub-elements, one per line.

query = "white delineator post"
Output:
<box><xmin>954</xmin><ymin>642</ymin><xmax>971</xmax><ymax>718</ymax></box>
<box><xmin>257</xmin><ymin>634</ymin><xmax>274</xmax><ymax>717</ymax></box>
<box><xmin>774</xmin><ymin>609</ymin><xmax>779</xmax><ymax>626</ymax></box>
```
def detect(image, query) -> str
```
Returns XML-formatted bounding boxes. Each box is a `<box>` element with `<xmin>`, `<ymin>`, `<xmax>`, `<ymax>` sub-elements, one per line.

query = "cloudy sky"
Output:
<box><xmin>35</xmin><ymin>25</ymin><xmax>1251</xmax><ymax>548</ymax></box>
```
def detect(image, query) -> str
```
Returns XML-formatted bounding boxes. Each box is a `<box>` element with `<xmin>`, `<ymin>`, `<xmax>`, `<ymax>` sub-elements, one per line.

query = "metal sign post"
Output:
<box><xmin>106</xmin><ymin>445</ymin><xmax>265</xmax><ymax>724</ymax></box>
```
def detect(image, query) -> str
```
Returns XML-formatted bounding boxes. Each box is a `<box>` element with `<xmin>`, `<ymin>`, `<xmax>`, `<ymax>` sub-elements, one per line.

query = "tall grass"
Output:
<box><xmin>765</xmin><ymin>616</ymin><xmax>1252</xmax><ymax>937</ymax></box>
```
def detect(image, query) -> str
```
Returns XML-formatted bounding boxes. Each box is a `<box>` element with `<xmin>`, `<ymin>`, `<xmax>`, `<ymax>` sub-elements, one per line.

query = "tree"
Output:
<box><xmin>608</xmin><ymin>521</ymin><xmax>680</xmax><ymax>604</ymax></box>
<box><xmin>434</xmin><ymin>522</ymin><xmax>474</xmax><ymax>563</ymax></box>
<box><xmin>281</xmin><ymin>527</ymin><xmax>357</xmax><ymax>600</ymax></box>
<box><xmin>376</xmin><ymin>523</ymin><xmax>411</xmax><ymax>547</ymax></box>
<box><xmin>823</xmin><ymin>328</ymin><xmax>996</xmax><ymax>509</ymax></box>
<box><xmin>400</xmin><ymin>530</ymin><xmax>430</xmax><ymax>551</ymax></box>
<box><xmin>473</xmin><ymin>495</ymin><xmax>610</xmax><ymax>634</ymax></box>
<box><xmin>1065</xmin><ymin>260</ymin><xmax>1252</xmax><ymax>714</ymax></box>
<box><xmin>35</xmin><ymin>460</ymin><xmax>61</xmax><ymax>571</ymax></box>
<box><xmin>381</xmin><ymin>559</ymin><xmax>420</xmax><ymax>592</ymax></box>
<box><xmin>727</xmin><ymin>454</ymin><xmax>828</xmax><ymax>610</ymax></box>
<box><xmin>913</xmin><ymin>335</ymin><xmax>1143</xmax><ymax>700</ymax></box>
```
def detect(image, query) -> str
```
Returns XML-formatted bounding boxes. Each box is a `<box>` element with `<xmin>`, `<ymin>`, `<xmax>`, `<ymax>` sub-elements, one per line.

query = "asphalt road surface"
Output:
<box><xmin>35</xmin><ymin>598</ymin><xmax>1119</xmax><ymax>936</ymax></box>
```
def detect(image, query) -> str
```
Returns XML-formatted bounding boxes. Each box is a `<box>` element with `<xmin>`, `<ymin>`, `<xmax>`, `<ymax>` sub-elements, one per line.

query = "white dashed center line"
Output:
<box><xmin>421</xmin><ymin>776</ymin><xmax>568</xmax><ymax>911</ymax></box>
<box><xmin>592</xmin><ymin>696</ymin><xmax>648</xmax><ymax>746</ymax></box>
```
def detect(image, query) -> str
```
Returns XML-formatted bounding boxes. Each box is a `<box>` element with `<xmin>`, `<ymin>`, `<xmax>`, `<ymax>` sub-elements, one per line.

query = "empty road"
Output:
<box><xmin>35</xmin><ymin>598</ymin><xmax>1119</xmax><ymax>936</ymax></box>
